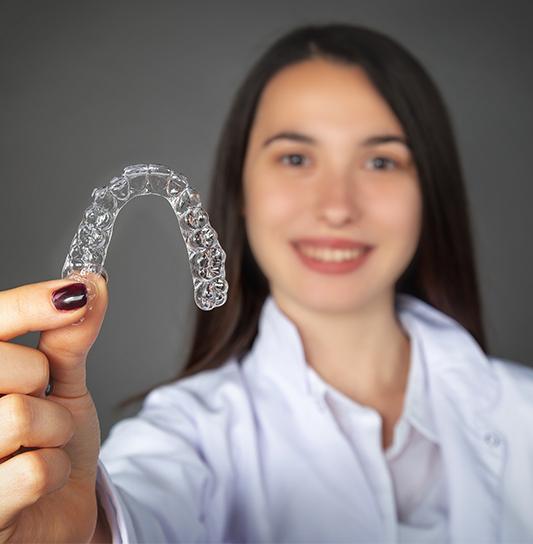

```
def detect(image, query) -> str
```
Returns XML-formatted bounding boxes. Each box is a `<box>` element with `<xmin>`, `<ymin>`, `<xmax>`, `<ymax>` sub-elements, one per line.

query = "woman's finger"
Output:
<box><xmin>0</xmin><ymin>274</ymin><xmax>108</xmax><ymax>400</ymax></box>
<box><xmin>0</xmin><ymin>394</ymin><xmax>75</xmax><ymax>460</ymax></box>
<box><xmin>0</xmin><ymin>279</ymin><xmax>89</xmax><ymax>342</ymax></box>
<box><xmin>0</xmin><ymin>447</ymin><xmax>71</xmax><ymax>531</ymax></box>
<box><xmin>0</xmin><ymin>342</ymin><xmax>50</xmax><ymax>397</ymax></box>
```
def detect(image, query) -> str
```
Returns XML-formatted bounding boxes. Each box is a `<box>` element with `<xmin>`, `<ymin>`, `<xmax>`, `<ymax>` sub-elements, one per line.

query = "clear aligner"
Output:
<box><xmin>61</xmin><ymin>164</ymin><xmax>229</xmax><ymax>322</ymax></box>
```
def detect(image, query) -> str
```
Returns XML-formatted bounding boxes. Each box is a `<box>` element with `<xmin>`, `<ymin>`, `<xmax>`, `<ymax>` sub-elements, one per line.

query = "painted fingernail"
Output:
<box><xmin>45</xmin><ymin>379</ymin><xmax>53</xmax><ymax>396</ymax></box>
<box><xmin>52</xmin><ymin>283</ymin><xmax>88</xmax><ymax>311</ymax></box>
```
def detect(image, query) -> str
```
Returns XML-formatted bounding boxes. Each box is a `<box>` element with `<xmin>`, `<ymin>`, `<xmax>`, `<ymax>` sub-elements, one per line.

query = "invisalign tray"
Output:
<box><xmin>61</xmin><ymin>164</ymin><xmax>228</xmax><ymax>322</ymax></box>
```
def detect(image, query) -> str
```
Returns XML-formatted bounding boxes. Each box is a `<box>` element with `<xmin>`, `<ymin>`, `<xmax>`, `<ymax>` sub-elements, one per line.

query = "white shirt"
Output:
<box><xmin>308</xmin><ymin>335</ymin><xmax>448</xmax><ymax>543</ymax></box>
<box><xmin>95</xmin><ymin>293</ymin><xmax>533</xmax><ymax>543</ymax></box>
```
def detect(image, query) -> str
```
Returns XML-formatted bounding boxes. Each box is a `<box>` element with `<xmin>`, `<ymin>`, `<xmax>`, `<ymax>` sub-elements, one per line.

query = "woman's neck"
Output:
<box><xmin>273</xmin><ymin>291</ymin><xmax>411</xmax><ymax>402</ymax></box>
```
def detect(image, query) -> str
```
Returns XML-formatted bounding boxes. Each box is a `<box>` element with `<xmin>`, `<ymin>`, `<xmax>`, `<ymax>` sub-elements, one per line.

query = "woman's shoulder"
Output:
<box><xmin>142</xmin><ymin>357</ymin><xmax>248</xmax><ymax>416</ymax></box>
<box><xmin>102</xmin><ymin>358</ymin><xmax>250</xmax><ymax>458</ymax></box>
<box><xmin>489</xmin><ymin>355</ymin><xmax>533</xmax><ymax>403</ymax></box>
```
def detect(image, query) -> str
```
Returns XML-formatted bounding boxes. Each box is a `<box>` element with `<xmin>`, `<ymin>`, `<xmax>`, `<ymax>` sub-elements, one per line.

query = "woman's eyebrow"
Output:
<box><xmin>262</xmin><ymin>131</ymin><xmax>315</xmax><ymax>147</ymax></box>
<box><xmin>361</xmin><ymin>134</ymin><xmax>410</xmax><ymax>149</ymax></box>
<box><xmin>262</xmin><ymin>131</ymin><xmax>410</xmax><ymax>149</ymax></box>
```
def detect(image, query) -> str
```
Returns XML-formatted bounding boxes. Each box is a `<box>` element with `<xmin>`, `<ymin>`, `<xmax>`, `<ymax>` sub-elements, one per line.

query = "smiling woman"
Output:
<box><xmin>119</xmin><ymin>23</ymin><xmax>484</xmax><ymax>402</ymax></box>
<box><xmin>242</xmin><ymin>59</ymin><xmax>422</xmax><ymax>327</ymax></box>
<box><xmin>239</xmin><ymin>58</ymin><xmax>425</xmax><ymax>412</ymax></box>
<box><xmin>92</xmin><ymin>23</ymin><xmax>533</xmax><ymax>544</ymax></box>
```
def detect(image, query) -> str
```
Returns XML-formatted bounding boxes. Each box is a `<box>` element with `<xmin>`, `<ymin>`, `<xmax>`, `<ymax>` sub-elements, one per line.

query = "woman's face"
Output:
<box><xmin>242</xmin><ymin>58</ymin><xmax>422</xmax><ymax>314</ymax></box>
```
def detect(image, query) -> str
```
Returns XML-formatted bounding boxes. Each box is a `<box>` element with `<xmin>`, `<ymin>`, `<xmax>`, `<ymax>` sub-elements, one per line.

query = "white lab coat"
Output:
<box><xmin>96</xmin><ymin>293</ymin><xmax>533</xmax><ymax>543</ymax></box>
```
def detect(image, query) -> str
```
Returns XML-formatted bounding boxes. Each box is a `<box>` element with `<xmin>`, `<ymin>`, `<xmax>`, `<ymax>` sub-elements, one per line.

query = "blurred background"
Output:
<box><xmin>1</xmin><ymin>0</ymin><xmax>532</xmax><ymax>439</ymax></box>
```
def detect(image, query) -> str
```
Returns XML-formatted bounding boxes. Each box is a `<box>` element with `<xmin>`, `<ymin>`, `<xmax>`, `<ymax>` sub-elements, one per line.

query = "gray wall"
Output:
<box><xmin>1</xmin><ymin>0</ymin><xmax>532</xmax><ymax>440</ymax></box>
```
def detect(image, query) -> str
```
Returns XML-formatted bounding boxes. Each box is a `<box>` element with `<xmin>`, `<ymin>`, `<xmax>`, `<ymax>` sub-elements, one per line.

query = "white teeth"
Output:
<box><xmin>298</xmin><ymin>245</ymin><xmax>366</xmax><ymax>262</ymax></box>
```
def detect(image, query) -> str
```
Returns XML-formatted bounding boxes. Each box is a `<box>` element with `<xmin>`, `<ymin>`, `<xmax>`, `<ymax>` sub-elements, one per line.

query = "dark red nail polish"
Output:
<box><xmin>52</xmin><ymin>283</ymin><xmax>88</xmax><ymax>311</ymax></box>
<box><xmin>45</xmin><ymin>379</ymin><xmax>54</xmax><ymax>396</ymax></box>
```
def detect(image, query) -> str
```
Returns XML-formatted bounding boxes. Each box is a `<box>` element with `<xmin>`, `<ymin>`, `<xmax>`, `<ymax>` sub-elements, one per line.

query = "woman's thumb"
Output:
<box><xmin>37</xmin><ymin>272</ymin><xmax>109</xmax><ymax>399</ymax></box>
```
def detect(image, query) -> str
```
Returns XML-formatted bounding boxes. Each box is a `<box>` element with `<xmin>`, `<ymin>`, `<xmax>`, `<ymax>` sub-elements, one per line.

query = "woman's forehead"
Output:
<box><xmin>251</xmin><ymin>59</ymin><xmax>405</xmax><ymax>141</ymax></box>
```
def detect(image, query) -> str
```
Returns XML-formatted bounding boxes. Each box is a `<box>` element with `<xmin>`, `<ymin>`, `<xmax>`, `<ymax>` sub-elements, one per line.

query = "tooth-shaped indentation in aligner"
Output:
<box><xmin>61</xmin><ymin>163</ymin><xmax>229</xmax><ymax>321</ymax></box>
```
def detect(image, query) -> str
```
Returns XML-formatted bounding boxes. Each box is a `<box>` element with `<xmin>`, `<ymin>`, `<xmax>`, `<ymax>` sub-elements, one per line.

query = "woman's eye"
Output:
<box><xmin>280</xmin><ymin>153</ymin><xmax>309</xmax><ymax>167</ymax></box>
<box><xmin>366</xmin><ymin>156</ymin><xmax>398</xmax><ymax>170</ymax></box>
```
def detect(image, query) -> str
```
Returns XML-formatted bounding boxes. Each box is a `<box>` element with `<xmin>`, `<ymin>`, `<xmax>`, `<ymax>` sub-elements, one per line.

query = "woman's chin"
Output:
<box><xmin>284</xmin><ymin>288</ymin><xmax>378</xmax><ymax>316</ymax></box>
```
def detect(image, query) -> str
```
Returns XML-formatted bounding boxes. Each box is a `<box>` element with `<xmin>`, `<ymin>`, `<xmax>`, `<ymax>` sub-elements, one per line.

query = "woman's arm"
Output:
<box><xmin>92</xmin><ymin>384</ymin><xmax>215</xmax><ymax>543</ymax></box>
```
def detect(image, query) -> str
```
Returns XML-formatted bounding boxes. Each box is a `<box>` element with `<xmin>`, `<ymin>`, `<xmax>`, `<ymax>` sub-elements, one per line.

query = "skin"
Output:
<box><xmin>242</xmin><ymin>57</ymin><xmax>423</xmax><ymax>450</ymax></box>
<box><xmin>0</xmin><ymin>273</ymin><xmax>111</xmax><ymax>542</ymax></box>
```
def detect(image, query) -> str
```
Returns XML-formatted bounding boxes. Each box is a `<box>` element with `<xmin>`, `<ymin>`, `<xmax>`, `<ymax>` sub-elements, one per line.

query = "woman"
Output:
<box><xmin>0</xmin><ymin>23</ymin><xmax>531</xmax><ymax>544</ymax></box>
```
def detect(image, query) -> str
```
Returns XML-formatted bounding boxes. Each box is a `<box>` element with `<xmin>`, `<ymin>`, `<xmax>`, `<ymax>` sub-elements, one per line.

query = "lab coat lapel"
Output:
<box><xmin>398</xmin><ymin>295</ymin><xmax>506</xmax><ymax>543</ymax></box>
<box><xmin>432</xmin><ymin>387</ymin><xmax>505</xmax><ymax>543</ymax></box>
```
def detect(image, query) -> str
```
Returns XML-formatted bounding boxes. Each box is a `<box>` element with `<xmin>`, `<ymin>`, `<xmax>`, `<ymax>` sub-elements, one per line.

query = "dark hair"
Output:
<box><xmin>117</xmin><ymin>23</ymin><xmax>487</xmax><ymax>411</ymax></box>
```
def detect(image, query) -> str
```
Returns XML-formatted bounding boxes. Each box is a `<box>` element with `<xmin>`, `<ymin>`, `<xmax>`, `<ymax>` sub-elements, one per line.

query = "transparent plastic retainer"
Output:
<box><xmin>61</xmin><ymin>164</ymin><xmax>229</xmax><ymax>325</ymax></box>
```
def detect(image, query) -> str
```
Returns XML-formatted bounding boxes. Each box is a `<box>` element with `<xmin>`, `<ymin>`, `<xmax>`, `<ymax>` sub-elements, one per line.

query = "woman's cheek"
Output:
<box><xmin>382</xmin><ymin>185</ymin><xmax>422</xmax><ymax>256</ymax></box>
<box><xmin>244</xmin><ymin>181</ymin><xmax>301</xmax><ymax>279</ymax></box>
<box><xmin>253</xmin><ymin>181</ymin><xmax>301</xmax><ymax>229</ymax></box>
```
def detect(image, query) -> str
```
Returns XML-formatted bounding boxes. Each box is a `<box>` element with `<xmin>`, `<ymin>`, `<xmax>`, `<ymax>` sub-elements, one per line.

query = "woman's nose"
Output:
<box><xmin>315</xmin><ymin>171</ymin><xmax>359</xmax><ymax>227</ymax></box>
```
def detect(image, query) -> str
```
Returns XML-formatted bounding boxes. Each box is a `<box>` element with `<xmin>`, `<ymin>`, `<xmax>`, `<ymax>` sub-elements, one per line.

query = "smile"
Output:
<box><xmin>297</xmin><ymin>245</ymin><xmax>367</xmax><ymax>262</ymax></box>
<box><xmin>292</xmin><ymin>242</ymin><xmax>373</xmax><ymax>275</ymax></box>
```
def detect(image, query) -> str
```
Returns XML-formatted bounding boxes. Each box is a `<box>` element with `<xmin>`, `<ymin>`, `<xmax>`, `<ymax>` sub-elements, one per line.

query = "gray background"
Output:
<box><xmin>1</xmin><ymin>0</ymin><xmax>532</xmax><ymax>440</ymax></box>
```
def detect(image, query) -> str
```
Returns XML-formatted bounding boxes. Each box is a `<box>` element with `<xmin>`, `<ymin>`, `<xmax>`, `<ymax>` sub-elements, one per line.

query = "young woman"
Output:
<box><xmin>0</xmin><ymin>23</ymin><xmax>531</xmax><ymax>544</ymax></box>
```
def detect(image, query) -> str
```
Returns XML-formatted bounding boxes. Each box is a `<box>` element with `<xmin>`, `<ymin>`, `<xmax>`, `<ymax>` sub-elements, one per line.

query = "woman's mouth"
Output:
<box><xmin>298</xmin><ymin>245</ymin><xmax>367</xmax><ymax>262</ymax></box>
<box><xmin>292</xmin><ymin>242</ymin><xmax>373</xmax><ymax>274</ymax></box>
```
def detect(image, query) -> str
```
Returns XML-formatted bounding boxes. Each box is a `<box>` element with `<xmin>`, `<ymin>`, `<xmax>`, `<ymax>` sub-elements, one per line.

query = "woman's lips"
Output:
<box><xmin>293</xmin><ymin>237</ymin><xmax>371</xmax><ymax>250</ymax></box>
<box><xmin>292</xmin><ymin>242</ymin><xmax>373</xmax><ymax>274</ymax></box>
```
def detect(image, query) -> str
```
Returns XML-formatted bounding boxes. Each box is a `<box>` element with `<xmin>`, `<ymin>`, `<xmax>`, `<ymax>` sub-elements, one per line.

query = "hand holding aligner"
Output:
<box><xmin>61</xmin><ymin>164</ymin><xmax>229</xmax><ymax>324</ymax></box>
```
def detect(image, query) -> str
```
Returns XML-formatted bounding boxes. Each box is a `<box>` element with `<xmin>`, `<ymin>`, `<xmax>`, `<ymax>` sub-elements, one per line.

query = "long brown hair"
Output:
<box><xmin>117</xmin><ymin>23</ymin><xmax>487</xmax><ymax>410</ymax></box>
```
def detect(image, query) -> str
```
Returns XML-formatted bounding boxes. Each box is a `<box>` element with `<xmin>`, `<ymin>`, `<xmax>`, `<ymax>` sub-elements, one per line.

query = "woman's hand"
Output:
<box><xmin>0</xmin><ymin>274</ymin><xmax>109</xmax><ymax>543</ymax></box>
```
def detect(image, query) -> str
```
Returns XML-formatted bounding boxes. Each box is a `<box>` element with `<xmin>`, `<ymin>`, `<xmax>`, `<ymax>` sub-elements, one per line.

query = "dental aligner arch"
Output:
<box><xmin>61</xmin><ymin>164</ymin><xmax>228</xmax><ymax>320</ymax></box>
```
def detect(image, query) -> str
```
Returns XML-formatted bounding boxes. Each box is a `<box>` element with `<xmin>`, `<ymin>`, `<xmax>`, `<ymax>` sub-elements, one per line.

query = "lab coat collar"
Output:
<box><xmin>253</xmin><ymin>292</ymin><xmax>501</xmax><ymax>422</ymax></box>
<box><xmin>250</xmin><ymin>292</ymin><xmax>506</xmax><ymax>542</ymax></box>
<box><xmin>303</xmin><ymin>303</ymin><xmax>438</xmax><ymax>446</ymax></box>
